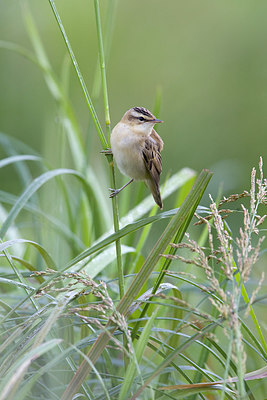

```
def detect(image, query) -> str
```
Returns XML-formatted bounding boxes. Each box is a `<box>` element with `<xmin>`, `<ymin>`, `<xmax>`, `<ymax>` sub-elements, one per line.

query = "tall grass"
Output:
<box><xmin>0</xmin><ymin>2</ymin><xmax>266</xmax><ymax>400</ymax></box>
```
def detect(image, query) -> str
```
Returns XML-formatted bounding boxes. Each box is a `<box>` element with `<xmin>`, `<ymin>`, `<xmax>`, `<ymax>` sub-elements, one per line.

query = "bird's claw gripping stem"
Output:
<box><xmin>101</xmin><ymin>148</ymin><xmax>113</xmax><ymax>155</ymax></box>
<box><xmin>109</xmin><ymin>188</ymin><xmax>120</xmax><ymax>198</ymax></box>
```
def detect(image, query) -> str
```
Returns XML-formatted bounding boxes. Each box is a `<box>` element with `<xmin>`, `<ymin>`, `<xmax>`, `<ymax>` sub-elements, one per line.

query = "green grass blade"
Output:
<box><xmin>0</xmin><ymin>277</ymin><xmax>35</xmax><ymax>292</ymax></box>
<box><xmin>0</xmin><ymin>155</ymin><xmax>42</xmax><ymax>169</ymax></box>
<box><xmin>23</xmin><ymin>5</ymin><xmax>86</xmax><ymax>171</ymax></box>
<box><xmin>0</xmin><ymin>40</ymin><xmax>41</xmax><ymax>69</ymax></box>
<box><xmin>119</xmin><ymin>309</ymin><xmax>158</xmax><ymax>400</ymax></box>
<box><xmin>0</xmin><ymin>132</ymin><xmax>40</xmax><ymax>156</ymax></box>
<box><xmin>0</xmin><ymin>168</ymin><xmax>87</xmax><ymax>239</ymax></box>
<box><xmin>0</xmin><ymin>238</ymin><xmax>56</xmax><ymax>269</ymax></box>
<box><xmin>0</xmin><ymin>190</ymin><xmax>84</xmax><ymax>251</ymax></box>
<box><xmin>81</xmin><ymin>244</ymin><xmax>136</xmax><ymax>278</ymax></box>
<box><xmin>156</xmin><ymin>385</ymin><xmax>234</xmax><ymax>399</ymax></box>
<box><xmin>234</xmin><ymin>260</ymin><xmax>267</xmax><ymax>356</ymax></box>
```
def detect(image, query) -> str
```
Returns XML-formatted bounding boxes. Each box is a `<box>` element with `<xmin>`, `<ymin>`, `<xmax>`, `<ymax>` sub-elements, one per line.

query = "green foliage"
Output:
<box><xmin>0</xmin><ymin>2</ymin><xmax>266</xmax><ymax>400</ymax></box>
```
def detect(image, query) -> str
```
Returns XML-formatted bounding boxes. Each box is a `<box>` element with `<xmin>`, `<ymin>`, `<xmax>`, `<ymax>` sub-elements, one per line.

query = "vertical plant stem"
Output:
<box><xmin>48</xmin><ymin>0</ymin><xmax>107</xmax><ymax>149</ymax></box>
<box><xmin>107</xmin><ymin>154</ymin><xmax>124</xmax><ymax>298</ymax></box>
<box><xmin>234</xmin><ymin>288</ymin><xmax>246</xmax><ymax>398</ymax></box>
<box><xmin>92</xmin><ymin>0</ymin><xmax>118</xmax><ymax>101</ymax></box>
<box><xmin>94</xmin><ymin>0</ymin><xmax>111</xmax><ymax>136</ymax></box>
<box><xmin>220</xmin><ymin>332</ymin><xmax>233</xmax><ymax>400</ymax></box>
<box><xmin>94</xmin><ymin>0</ymin><xmax>124</xmax><ymax>297</ymax></box>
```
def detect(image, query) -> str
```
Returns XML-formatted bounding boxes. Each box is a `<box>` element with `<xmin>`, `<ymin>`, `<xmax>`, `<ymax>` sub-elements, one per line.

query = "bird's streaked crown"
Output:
<box><xmin>122</xmin><ymin>107</ymin><xmax>162</xmax><ymax>124</ymax></box>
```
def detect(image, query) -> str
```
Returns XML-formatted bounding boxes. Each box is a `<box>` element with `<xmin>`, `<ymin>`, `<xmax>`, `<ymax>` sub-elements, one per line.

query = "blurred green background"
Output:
<box><xmin>0</xmin><ymin>0</ymin><xmax>266</xmax><ymax>194</ymax></box>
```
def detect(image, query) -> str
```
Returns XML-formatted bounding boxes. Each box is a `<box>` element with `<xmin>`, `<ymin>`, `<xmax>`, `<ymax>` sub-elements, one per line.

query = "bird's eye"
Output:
<box><xmin>138</xmin><ymin>117</ymin><xmax>145</xmax><ymax>121</ymax></box>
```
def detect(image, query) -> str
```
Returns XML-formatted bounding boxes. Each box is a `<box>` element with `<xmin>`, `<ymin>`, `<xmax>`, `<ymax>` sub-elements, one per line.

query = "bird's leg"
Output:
<box><xmin>100</xmin><ymin>148</ymin><xmax>113</xmax><ymax>155</ymax></box>
<box><xmin>109</xmin><ymin>179</ymin><xmax>134</xmax><ymax>198</ymax></box>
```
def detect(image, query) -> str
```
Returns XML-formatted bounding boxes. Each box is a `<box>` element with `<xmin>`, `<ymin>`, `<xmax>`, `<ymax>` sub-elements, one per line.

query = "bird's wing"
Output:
<box><xmin>142</xmin><ymin>129</ymin><xmax>163</xmax><ymax>185</ymax></box>
<box><xmin>142</xmin><ymin>130</ymin><xmax>164</xmax><ymax>208</ymax></box>
<box><xmin>150</xmin><ymin>129</ymin><xmax>164</xmax><ymax>152</ymax></box>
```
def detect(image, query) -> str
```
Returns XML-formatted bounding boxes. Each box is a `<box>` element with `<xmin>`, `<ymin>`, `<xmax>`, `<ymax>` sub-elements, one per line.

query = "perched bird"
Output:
<box><xmin>109</xmin><ymin>106</ymin><xmax>164</xmax><ymax>208</ymax></box>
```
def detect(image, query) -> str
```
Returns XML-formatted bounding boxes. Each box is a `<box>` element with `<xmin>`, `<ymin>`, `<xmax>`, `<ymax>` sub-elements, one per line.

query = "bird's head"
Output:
<box><xmin>121</xmin><ymin>107</ymin><xmax>163</xmax><ymax>135</ymax></box>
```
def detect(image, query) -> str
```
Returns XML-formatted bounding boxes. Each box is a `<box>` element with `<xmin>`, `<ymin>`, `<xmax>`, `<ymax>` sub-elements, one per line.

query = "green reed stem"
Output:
<box><xmin>48</xmin><ymin>0</ymin><xmax>107</xmax><ymax>149</ymax></box>
<box><xmin>94</xmin><ymin>0</ymin><xmax>111</xmax><ymax>135</ymax></box>
<box><xmin>94</xmin><ymin>0</ymin><xmax>124</xmax><ymax>297</ymax></box>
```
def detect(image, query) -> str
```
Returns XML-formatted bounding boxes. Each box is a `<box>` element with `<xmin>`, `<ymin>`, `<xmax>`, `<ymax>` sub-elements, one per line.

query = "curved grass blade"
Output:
<box><xmin>0</xmin><ymin>238</ymin><xmax>56</xmax><ymax>269</ymax></box>
<box><xmin>156</xmin><ymin>386</ymin><xmax>234</xmax><ymax>399</ymax></box>
<box><xmin>0</xmin><ymin>168</ymin><xmax>88</xmax><ymax>239</ymax></box>
<box><xmin>0</xmin><ymin>155</ymin><xmax>42</xmax><ymax>169</ymax></box>
<box><xmin>0</xmin><ymin>277</ymin><xmax>35</xmax><ymax>292</ymax></box>
<box><xmin>0</xmin><ymin>40</ymin><xmax>40</xmax><ymax>68</ymax></box>
<box><xmin>0</xmin><ymin>134</ymin><xmax>42</xmax><ymax>190</ymax></box>
<box><xmin>158</xmin><ymin>366</ymin><xmax>267</xmax><ymax>390</ymax></box>
<box><xmin>0</xmin><ymin>132</ymin><xmax>40</xmax><ymax>156</ymax></box>
<box><xmin>0</xmin><ymin>255</ymin><xmax>45</xmax><ymax>283</ymax></box>
<box><xmin>0</xmin><ymin>190</ymin><xmax>84</xmax><ymax>251</ymax></box>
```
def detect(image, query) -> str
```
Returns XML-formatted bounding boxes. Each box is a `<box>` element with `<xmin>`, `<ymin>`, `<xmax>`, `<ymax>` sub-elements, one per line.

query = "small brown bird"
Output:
<box><xmin>110</xmin><ymin>107</ymin><xmax>164</xmax><ymax>208</ymax></box>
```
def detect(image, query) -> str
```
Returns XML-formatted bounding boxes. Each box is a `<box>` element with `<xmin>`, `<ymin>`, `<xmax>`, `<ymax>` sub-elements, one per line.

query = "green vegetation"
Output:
<box><xmin>0</xmin><ymin>2</ymin><xmax>266</xmax><ymax>399</ymax></box>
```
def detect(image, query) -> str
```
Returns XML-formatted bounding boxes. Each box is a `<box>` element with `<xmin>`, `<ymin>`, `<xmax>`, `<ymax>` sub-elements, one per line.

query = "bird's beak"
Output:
<box><xmin>152</xmin><ymin>118</ymin><xmax>163</xmax><ymax>124</ymax></box>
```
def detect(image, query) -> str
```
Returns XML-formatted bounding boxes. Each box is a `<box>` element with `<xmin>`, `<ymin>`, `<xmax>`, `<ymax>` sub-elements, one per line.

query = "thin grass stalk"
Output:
<box><xmin>0</xmin><ymin>242</ymin><xmax>38</xmax><ymax>311</ymax></box>
<box><xmin>220</xmin><ymin>332</ymin><xmax>234</xmax><ymax>400</ymax></box>
<box><xmin>47</xmin><ymin>0</ymin><xmax>107</xmax><ymax>149</ymax></box>
<box><xmin>91</xmin><ymin>0</ymin><xmax>118</xmax><ymax>101</ymax></box>
<box><xmin>94</xmin><ymin>0</ymin><xmax>124</xmax><ymax>297</ymax></box>
<box><xmin>233</xmin><ymin>288</ymin><xmax>246</xmax><ymax>398</ymax></box>
<box><xmin>94</xmin><ymin>0</ymin><xmax>111</xmax><ymax>134</ymax></box>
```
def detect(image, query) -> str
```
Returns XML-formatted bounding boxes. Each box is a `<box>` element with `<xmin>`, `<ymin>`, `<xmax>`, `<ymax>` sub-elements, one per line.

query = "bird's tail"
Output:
<box><xmin>146</xmin><ymin>179</ymin><xmax>163</xmax><ymax>209</ymax></box>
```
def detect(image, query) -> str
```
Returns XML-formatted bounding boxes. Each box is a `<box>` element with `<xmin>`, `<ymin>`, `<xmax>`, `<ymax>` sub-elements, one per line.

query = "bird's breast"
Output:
<box><xmin>111</xmin><ymin>125</ymin><xmax>148</xmax><ymax>180</ymax></box>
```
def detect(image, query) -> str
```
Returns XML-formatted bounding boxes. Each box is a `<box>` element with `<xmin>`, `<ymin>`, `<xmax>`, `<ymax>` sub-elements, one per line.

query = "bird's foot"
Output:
<box><xmin>101</xmin><ymin>148</ymin><xmax>113</xmax><ymax>155</ymax></box>
<box><xmin>109</xmin><ymin>188</ymin><xmax>120</xmax><ymax>198</ymax></box>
